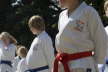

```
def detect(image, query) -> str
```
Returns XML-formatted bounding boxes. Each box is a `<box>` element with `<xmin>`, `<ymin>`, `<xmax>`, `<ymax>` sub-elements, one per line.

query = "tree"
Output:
<box><xmin>0</xmin><ymin>0</ymin><xmax>107</xmax><ymax>48</ymax></box>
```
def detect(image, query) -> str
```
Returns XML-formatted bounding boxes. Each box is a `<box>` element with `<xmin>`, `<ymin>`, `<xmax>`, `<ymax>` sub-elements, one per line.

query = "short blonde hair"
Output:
<box><xmin>0</xmin><ymin>32</ymin><xmax>17</xmax><ymax>44</ymax></box>
<box><xmin>16</xmin><ymin>45</ymin><xmax>24</xmax><ymax>55</ymax></box>
<box><xmin>17</xmin><ymin>46</ymin><xmax>27</xmax><ymax>58</ymax></box>
<box><xmin>28</xmin><ymin>15</ymin><xmax>45</xmax><ymax>31</ymax></box>
<box><xmin>104</xmin><ymin>1</ymin><xmax>108</xmax><ymax>11</ymax></box>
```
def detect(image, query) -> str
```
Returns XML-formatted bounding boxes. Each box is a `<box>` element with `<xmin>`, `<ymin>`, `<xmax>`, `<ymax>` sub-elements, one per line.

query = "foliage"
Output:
<box><xmin>0</xmin><ymin>0</ymin><xmax>107</xmax><ymax>48</ymax></box>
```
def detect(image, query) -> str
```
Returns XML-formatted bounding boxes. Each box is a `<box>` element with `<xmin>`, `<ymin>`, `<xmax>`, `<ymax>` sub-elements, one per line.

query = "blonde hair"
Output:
<box><xmin>16</xmin><ymin>45</ymin><xmax>23</xmax><ymax>55</ymax></box>
<box><xmin>28</xmin><ymin>15</ymin><xmax>45</xmax><ymax>31</ymax></box>
<box><xmin>0</xmin><ymin>32</ymin><xmax>17</xmax><ymax>44</ymax></box>
<box><xmin>104</xmin><ymin>1</ymin><xmax>108</xmax><ymax>11</ymax></box>
<box><xmin>17</xmin><ymin>46</ymin><xmax>28</xmax><ymax>58</ymax></box>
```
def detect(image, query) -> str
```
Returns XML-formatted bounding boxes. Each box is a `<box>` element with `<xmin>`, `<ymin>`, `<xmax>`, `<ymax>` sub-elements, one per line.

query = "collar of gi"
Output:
<box><xmin>36</xmin><ymin>31</ymin><xmax>46</xmax><ymax>37</ymax></box>
<box><xmin>67</xmin><ymin>2</ymin><xmax>87</xmax><ymax>18</ymax></box>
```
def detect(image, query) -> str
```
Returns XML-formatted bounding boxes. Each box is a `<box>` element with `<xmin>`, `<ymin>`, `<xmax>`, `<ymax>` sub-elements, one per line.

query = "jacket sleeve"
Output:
<box><xmin>87</xmin><ymin>7</ymin><xmax>108</xmax><ymax>64</ymax></box>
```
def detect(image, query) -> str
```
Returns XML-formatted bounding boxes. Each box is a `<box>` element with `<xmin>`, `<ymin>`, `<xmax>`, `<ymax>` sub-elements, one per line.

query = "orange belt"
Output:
<box><xmin>52</xmin><ymin>51</ymin><xmax>93</xmax><ymax>72</ymax></box>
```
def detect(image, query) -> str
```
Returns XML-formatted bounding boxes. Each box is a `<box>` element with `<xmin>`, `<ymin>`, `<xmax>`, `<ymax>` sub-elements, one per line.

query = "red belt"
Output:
<box><xmin>52</xmin><ymin>51</ymin><xmax>93</xmax><ymax>72</ymax></box>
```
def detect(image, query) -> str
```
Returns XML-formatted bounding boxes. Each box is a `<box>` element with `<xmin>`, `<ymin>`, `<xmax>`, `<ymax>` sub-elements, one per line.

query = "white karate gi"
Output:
<box><xmin>16</xmin><ymin>58</ymin><xmax>28</xmax><ymax>72</ymax></box>
<box><xmin>12</xmin><ymin>56</ymin><xmax>21</xmax><ymax>72</ymax></box>
<box><xmin>104</xmin><ymin>65</ymin><xmax>108</xmax><ymax>72</ymax></box>
<box><xmin>0</xmin><ymin>40</ymin><xmax>16</xmax><ymax>72</ymax></box>
<box><xmin>98</xmin><ymin>64</ymin><xmax>104</xmax><ymax>72</ymax></box>
<box><xmin>56</xmin><ymin>2</ymin><xmax>107</xmax><ymax>72</ymax></box>
<box><xmin>105</xmin><ymin>26</ymin><xmax>108</xmax><ymax>35</ymax></box>
<box><xmin>104</xmin><ymin>26</ymin><xmax>108</xmax><ymax>72</ymax></box>
<box><xmin>26</xmin><ymin>31</ymin><xmax>54</xmax><ymax>72</ymax></box>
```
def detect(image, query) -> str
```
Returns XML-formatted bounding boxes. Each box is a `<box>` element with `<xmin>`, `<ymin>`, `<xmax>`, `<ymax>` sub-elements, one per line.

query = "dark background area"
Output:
<box><xmin>0</xmin><ymin>0</ymin><xmax>108</xmax><ymax>49</ymax></box>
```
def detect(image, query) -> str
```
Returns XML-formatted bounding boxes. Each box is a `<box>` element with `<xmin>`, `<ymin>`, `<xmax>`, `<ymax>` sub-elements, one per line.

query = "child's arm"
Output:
<box><xmin>87</xmin><ymin>7</ymin><xmax>108</xmax><ymax>64</ymax></box>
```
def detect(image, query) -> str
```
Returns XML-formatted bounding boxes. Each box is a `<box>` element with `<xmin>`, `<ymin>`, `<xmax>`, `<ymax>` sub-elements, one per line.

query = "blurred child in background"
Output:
<box><xmin>16</xmin><ymin>46</ymin><xmax>28</xmax><ymax>72</ymax></box>
<box><xmin>105</xmin><ymin>0</ymin><xmax>108</xmax><ymax>34</ymax></box>
<box><xmin>0</xmin><ymin>32</ymin><xmax>17</xmax><ymax>72</ymax></box>
<box><xmin>101</xmin><ymin>1</ymin><xmax>108</xmax><ymax>72</ymax></box>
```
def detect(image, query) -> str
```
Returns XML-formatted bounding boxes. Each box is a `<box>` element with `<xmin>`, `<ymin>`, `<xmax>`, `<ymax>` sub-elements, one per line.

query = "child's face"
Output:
<box><xmin>58</xmin><ymin>0</ymin><xmax>77</xmax><ymax>8</ymax></box>
<box><xmin>3</xmin><ymin>38</ymin><xmax>10</xmax><ymax>46</ymax></box>
<box><xmin>105</xmin><ymin>7</ymin><xmax>108</xmax><ymax>17</ymax></box>
<box><xmin>30</xmin><ymin>27</ymin><xmax>39</xmax><ymax>35</ymax></box>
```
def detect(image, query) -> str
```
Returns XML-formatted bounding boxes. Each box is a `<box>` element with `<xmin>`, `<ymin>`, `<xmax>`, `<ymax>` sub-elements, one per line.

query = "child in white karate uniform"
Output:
<box><xmin>26</xmin><ymin>15</ymin><xmax>55</xmax><ymax>72</ymax></box>
<box><xmin>101</xmin><ymin>1</ymin><xmax>108</xmax><ymax>72</ymax></box>
<box><xmin>16</xmin><ymin>46</ymin><xmax>28</xmax><ymax>72</ymax></box>
<box><xmin>105</xmin><ymin>0</ymin><xmax>108</xmax><ymax>34</ymax></box>
<box><xmin>53</xmin><ymin>0</ymin><xmax>108</xmax><ymax>72</ymax></box>
<box><xmin>0</xmin><ymin>32</ymin><xmax>17</xmax><ymax>72</ymax></box>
